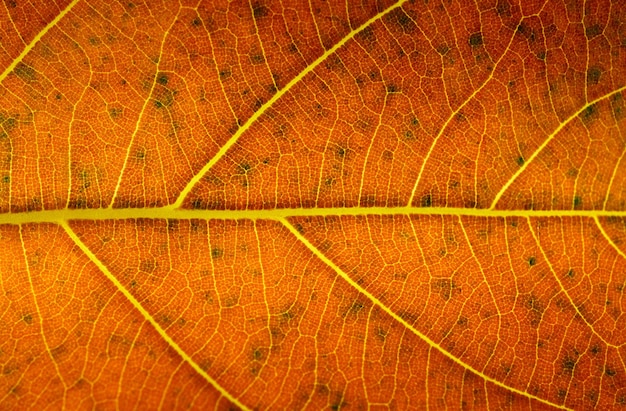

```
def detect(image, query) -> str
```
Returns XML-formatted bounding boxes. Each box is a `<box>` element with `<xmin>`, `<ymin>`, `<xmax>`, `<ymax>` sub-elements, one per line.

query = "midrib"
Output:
<box><xmin>1</xmin><ymin>206</ymin><xmax>624</xmax><ymax>225</ymax></box>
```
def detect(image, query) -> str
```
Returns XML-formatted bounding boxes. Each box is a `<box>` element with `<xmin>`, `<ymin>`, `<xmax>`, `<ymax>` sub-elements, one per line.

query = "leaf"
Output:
<box><xmin>0</xmin><ymin>0</ymin><xmax>625</xmax><ymax>409</ymax></box>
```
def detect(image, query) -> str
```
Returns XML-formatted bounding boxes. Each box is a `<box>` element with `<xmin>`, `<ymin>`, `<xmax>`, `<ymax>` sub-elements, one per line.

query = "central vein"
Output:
<box><xmin>1</xmin><ymin>207</ymin><xmax>623</xmax><ymax>225</ymax></box>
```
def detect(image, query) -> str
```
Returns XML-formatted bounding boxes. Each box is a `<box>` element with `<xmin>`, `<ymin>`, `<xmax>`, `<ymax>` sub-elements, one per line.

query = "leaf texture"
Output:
<box><xmin>0</xmin><ymin>0</ymin><xmax>625</xmax><ymax>410</ymax></box>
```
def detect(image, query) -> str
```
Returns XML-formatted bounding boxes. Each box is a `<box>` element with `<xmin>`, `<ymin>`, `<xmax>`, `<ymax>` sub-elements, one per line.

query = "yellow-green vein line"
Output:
<box><xmin>172</xmin><ymin>0</ymin><xmax>409</xmax><ymax>208</ymax></box>
<box><xmin>526</xmin><ymin>217</ymin><xmax>613</xmax><ymax>347</ymax></box>
<box><xmin>491</xmin><ymin>85</ymin><xmax>626</xmax><ymax>209</ymax></box>
<box><xmin>60</xmin><ymin>221</ymin><xmax>249</xmax><ymax>411</ymax></box>
<box><xmin>594</xmin><ymin>216</ymin><xmax>626</xmax><ymax>261</ymax></box>
<box><xmin>0</xmin><ymin>0</ymin><xmax>79</xmax><ymax>83</ymax></box>
<box><xmin>280</xmin><ymin>217</ymin><xmax>571</xmax><ymax>410</ymax></box>
<box><xmin>0</xmin><ymin>207</ymin><xmax>624</xmax><ymax>225</ymax></box>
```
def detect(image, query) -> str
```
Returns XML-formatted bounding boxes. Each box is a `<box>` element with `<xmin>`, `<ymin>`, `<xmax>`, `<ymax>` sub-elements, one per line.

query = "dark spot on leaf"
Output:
<box><xmin>153</xmin><ymin>89</ymin><xmax>174</xmax><ymax>108</ymax></box>
<box><xmin>140</xmin><ymin>259</ymin><xmax>155</xmax><ymax>272</ymax></box>
<box><xmin>50</xmin><ymin>344</ymin><xmax>67</xmax><ymax>360</ymax></box>
<box><xmin>238</xmin><ymin>162</ymin><xmax>252</xmax><ymax>174</ymax></box>
<box><xmin>349</xmin><ymin>300</ymin><xmax>364</xmax><ymax>315</ymax></box>
<box><xmin>610</xmin><ymin>93</ymin><xmax>626</xmax><ymax>121</ymax></box>
<box><xmin>136</xmin><ymin>149</ymin><xmax>145</xmax><ymax>160</ymax></box>
<box><xmin>562</xmin><ymin>355</ymin><xmax>577</xmax><ymax>373</ymax></box>
<box><xmin>325</xmin><ymin>55</ymin><xmax>344</xmax><ymax>72</ymax></box>
<box><xmin>421</xmin><ymin>194</ymin><xmax>432</xmax><ymax>207</ymax></box>
<box><xmin>109</xmin><ymin>108</ymin><xmax>122</xmax><ymax>119</ymax></box>
<box><xmin>528</xmin><ymin>256</ymin><xmax>536</xmax><ymax>266</ymax></box>
<box><xmin>157</xmin><ymin>72</ymin><xmax>168</xmax><ymax>85</ymax></box>
<box><xmin>336</xmin><ymin>147</ymin><xmax>346</xmax><ymax>158</ymax></box>
<box><xmin>566</xmin><ymin>268</ymin><xmax>575</xmax><ymax>278</ymax></box>
<box><xmin>252</xmin><ymin>3</ymin><xmax>269</xmax><ymax>19</ymax></box>
<box><xmin>496</xmin><ymin>0</ymin><xmax>511</xmax><ymax>16</ymax></box>
<box><xmin>606</xmin><ymin>368</ymin><xmax>616</xmax><ymax>377</ymax></box>
<box><xmin>585</xmin><ymin>24</ymin><xmax>602</xmax><ymax>39</ymax></box>
<box><xmin>191</xmin><ymin>17</ymin><xmax>201</xmax><ymax>27</ymax></box>
<box><xmin>587</xmin><ymin>67</ymin><xmax>602</xmax><ymax>85</ymax></box>
<box><xmin>23</xmin><ymin>314</ymin><xmax>33</xmax><ymax>324</ymax></box>
<box><xmin>357</xmin><ymin>26</ymin><xmax>376</xmax><ymax>45</ymax></box>
<box><xmin>386</xmin><ymin>8</ymin><xmax>415</xmax><ymax>34</ymax></box>
<box><xmin>432</xmin><ymin>278</ymin><xmax>457</xmax><ymax>301</ymax></box>
<box><xmin>254</xmin><ymin>98</ymin><xmax>263</xmax><ymax>111</ymax></box>
<box><xmin>375</xmin><ymin>327</ymin><xmax>387</xmax><ymax>342</ymax></box>
<box><xmin>436</xmin><ymin>44</ymin><xmax>450</xmax><ymax>55</ymax></box>
<box><xmin>2</xmin><ymin>175</ymin><xmax>9</xmax><ymax>183</ymax></box>
<box><xmin>526</xmin><ymin>293</ymin><xmax>544</xmax><ymax>328</ymax></box>
<box><xmin>386</xmin><ymin>84</ymin><xmax>398</xmax><ymax>93</ymax></box>
<box><xmin>580</xmin><ymin>103</ymin><xmax>598</xmax><ymax>123</ymax></box>
<box><xmin>250</xmin><ymin>54</ymin><xmax>265</xmax><ymax>64</ymax></box>
<box><xmin>14</xmin><ymin>63</ymin><xmax>36</xmax><ymax>82</ymax></box>
<box><xmin>516</xmin><ymin>22</ymin><xmax>535</xmax><ymax>42</ymax></box>
<box><xmin>223</xmin><ymin>295</ymin><xmax>238</xmax><ymax>307</ymax></box>
<box><xmin>219</xmin><ymin>69</ymin><xmax>231</xmax><ymax>80</ymax></box>
<box><xmin>469</xmin><ymin>32</ymin><xmax>483</xmax><ymax>47</ymax></box>
<box><xmin>573</xmin><ymin>196</ymin><xmax>582</xmax><ymax>208</ymax></box>
<box><xmin>516</xmin><ymin>156</ymin><xmax>525</xmax><ymax>166</ymax></box>
<box><xmin>3</xmin><ymin>118</ymin><xmax>17</xmax><ymax>133</ymax></box>
<box><xmin>211</xmin><ymin>248</ymin><xmax>223</xmax><ymax>258</ymax></box>
<box><xmin>329</xmin><ymin>392</ymin><xmax>347</xmax><ymax>410</ymax></box>
<box><xmin>537</xmin><ymin>51</ymin><xmax>546</xmax><ymax>60</ymax></box>
<box><xmin>252</xmin><ymin>347</ymin><xmax>263</xmax><ymax>360</ymax></box>
<box><xmin>158</xmin><ymin>314</ymin><xmax>172</xmax><ymax>326</ymax></box>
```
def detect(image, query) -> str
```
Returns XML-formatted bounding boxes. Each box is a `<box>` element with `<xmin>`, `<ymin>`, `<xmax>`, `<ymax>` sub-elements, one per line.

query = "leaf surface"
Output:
<box><xmin>1</xmin><ymin>0</ymin><xmax>625</xmax><ymax>409</ymax></box>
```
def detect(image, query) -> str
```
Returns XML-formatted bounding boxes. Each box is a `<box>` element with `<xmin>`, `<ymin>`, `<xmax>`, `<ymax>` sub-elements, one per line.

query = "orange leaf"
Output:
<box><xmin>1</xmin><ymin>0</ymin><xmax>625</xmax><ymax>409</ymax></box>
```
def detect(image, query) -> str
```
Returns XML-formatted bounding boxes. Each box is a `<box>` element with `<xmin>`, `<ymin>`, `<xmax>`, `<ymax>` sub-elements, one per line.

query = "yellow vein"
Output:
<box><xmin>490</xmin><ymin>85</ymin><xmax>626</xmax><ymax>209</ymax></box>
<box><xmin>526</xmin><ymin>217</ymin><xmax>613</xmax><ymax>348</ymax></box>
<box><xmin>0</xmin><ymin>0</ymin><xmax>79</xmax><ymax>83</ymax></box>
<box><xmin>280</xmin><ymin>217</ymin><xmax>570</xmax><ymax>410</ymax></box>
<box><xmin>407</xmin><ymin>10</ymin><xmax>520</xmax><ymax>207</ymax></box>
<box><xmin>594</xmin><ymin>216</ymin><xmax>626</xmax><ymax>261</ymax></box>
<box><xmin>19</xmin><ymin>224</ymin><xmax>68</xmax><ymax>409</ymax></box>
<box><xmin>603</xmin><ymin>140</ymin><xmax>626</xmax><ymax>211</ymax></box>
<box><xmin>60</xmin><ymin>221</ymin><xmax>249</xmax><ymax>411</ymax></box>
<box><xmin>109</xmin><ymin>12</ymin><xmax>180</xmax><ymax>208</ymax></box>
<box><xmin>172</xmin><ymin>0</ymin><xmax>409</xmax><ymax>208</ymax></box>
<box><xmin>1</xmin><ymin>207</ymin><xmax>625</xmax><ymax>225</ymax></box>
